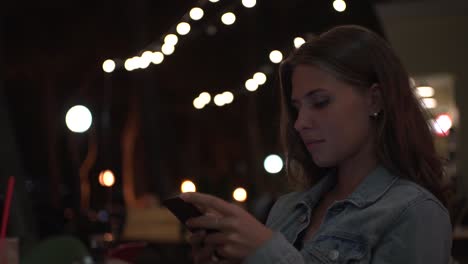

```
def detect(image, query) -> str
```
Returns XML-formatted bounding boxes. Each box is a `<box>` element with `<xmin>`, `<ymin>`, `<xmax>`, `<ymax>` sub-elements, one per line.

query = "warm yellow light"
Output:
<box><xmin>253</xmin><ymin>72</ymin><xmax>267</xmax><ymax>85</ymax></box>
<box><xmin>294</xmin><ymin>37</ymin><xmax>306</xmax><ymax>48</ymax></box>
<box><xmin>432</xmin><ymin>114</ymin><xmax>453</xmax><ymax>136</ymax></box>
<box><xmin>181</xmin><ymin>180</ymin><xmax>196</xmax><ymax>193</ymax></box>
<box><xmin>161</xmin><ymin>43</ymin><xmax>175</xmax><ymax>55</ymax></box>
<box><xmin>245</xmin><ymin>79</ymin><xmax>259</xmax><ymax>92</ymax></box>
<box><xmin>269</xmin><ymin>50</ymin><xmax>283</xmax><ymax>64</ymax></box>
<box><xmin>264</xmin><ymin>154</ymin><xmax>283</xmax><ymax>174</ymax></box>
<box><xmin>176</xmin><ymin>22</ymin><xmax>191</xmax><ymax>35</ymax></box>
<box><xmin>151</xmin><ymin>51</ymin><xmax>164</xmax><ymax>64</ymax></box>
<box><xmin>221</xmin><ymin>12</ymin><xmax>236</xmax><ymax>25</ymax></box>
<box><xmin>125</xmin><ymin>56</ymin><xmax>142</xmax><ymax>70</ymax></box>
<box><xmin>102</xmin><ymin>59</ymin><xmax>116</xmax><ymax>73</ymax></box>
<box><xmin>164</xmin><ymin>34</ymin><xmax>179</xmax><ymax>46</ymax></box>
<box><xmin>66</xmin><ymin>105</ymin><xmax>93</xmax><ymax>133</ymax></box>
<box><xmin>190</xmin><ymin>7</ymin><xmax>204</xmax><ymax>21</ymax></box>
<box><xmin>199</xmin><ymin>92</ymin><xmax>211</xmax><ymax>105</ymax></box>
<box><xmin>223</xmin><ymin>91</ymin><xmax>234</xmax><ymax>104</ymax></box>
<box><xmin>333</xmin><ymin>0</ymin><xmax>346</xmax><ymax>12</ymax></box>
<box><xmin>233</xmin><ymin>188</ymin><xmax>247</xmax><ymax>202</ymax></box>
<box><xmin>124</xmin><ymin>58</ymin><xmax>135</xmax><ymax>71</ymax></box>
<box><xmin>421</xmin><ymin>98</ymin><xmax>437</xmax><ymax>109</ymax></box>
<box><xmin>242</xmin><ymin>0</ymin><xmax>256</xmax><ymax>8</ymax></box>
<box><xmin>214</xmin><ymin>94</ymin><xmax>226</xmax><ymax>106</ymax></box>
<box><xmin>416</xmin><ymin>86</ymin><xmax>435</xmax><ymax>98</ymax></box>
<box><xmin>99</xmin><ymin>170</ymin><xmax>115</xmax><ymax>187</ymax></box>
<box><xmin>193</xmin><ymin>97</ymin><xmax>205</xmax><ymax>109</ymax></box>
<box><xmin>139</xmin><ymin>53</ymin><xmax>151</xmax><ymax>69</ymax></box>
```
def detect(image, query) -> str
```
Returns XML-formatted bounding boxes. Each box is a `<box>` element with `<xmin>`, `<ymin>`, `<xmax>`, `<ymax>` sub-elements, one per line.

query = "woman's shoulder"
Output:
<box><xmin>381</xmin><ymin>176</ymin><xmax>448</xmax><ymax>214</ymax></box>
<box><xmin>264</xmin><ymin>191</ymin><xmax>306</xmax><ymax>227</ymax></box>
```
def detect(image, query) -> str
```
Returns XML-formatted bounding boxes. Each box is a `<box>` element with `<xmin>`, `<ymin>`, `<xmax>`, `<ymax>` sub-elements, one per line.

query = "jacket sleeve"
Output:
<box><xmin>371</xmin><ymin>198</ymin><xmax>452</xmax><ymax>264</ymax></box>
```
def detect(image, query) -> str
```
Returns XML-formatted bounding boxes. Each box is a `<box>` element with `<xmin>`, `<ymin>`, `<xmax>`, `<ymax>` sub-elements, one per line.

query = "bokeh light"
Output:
<box><xmin>333</xmin><ymin>0</ymin><xmax>346</xmax><ymax>12</ymax></box>
<box><xmin>264</xmin><ymin>154</ymin><xmax>283</xmax><ymax>174</ymax></box>
<box><xmin>102</xmin><ymin>59</ymin><xmax>116</xmax><ymax>73</ymax></box>
<box><xmin>176</xmin><ymin>22</ymin><xmax>191</xmax><ymax>35</ymax></box>
<box><xmin>233</xmin><ymin>188</ymin><xmax>248</xmax><ymax>202</ymax></box>
<box><xmin>65</xmin><ymin>105</ymin><xmax>93</xmax><ymax>133</ymax></box>
<box><xmin>99</xmin><ymin>170</ymin><xmax>115</xmax><ymax>187</ymax></box>
<box><xmin>221</xmin><ymin>12</ymin><xmax>236</xmax><ymax>25</ymax></box>
<box><xmin>269</xmin><ymin>50</ymin><xmax>283</xmax><ymax>64</ymax></box>
<box><xmin>181</xmin><ymin>180</ymin><xmax>197</xmax><ymax>193</ymax></box>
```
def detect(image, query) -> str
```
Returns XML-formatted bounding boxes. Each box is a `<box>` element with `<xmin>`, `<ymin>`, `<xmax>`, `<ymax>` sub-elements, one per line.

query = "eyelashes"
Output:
<box><xmin>290</xmin><ymin>97</ymin><xmax>331</xmax><ymax>112</ymax></box>
<box><xmin>312</xmin><ymin>98</ymin><xmax>330</xmax><ymax>109</ymax></box>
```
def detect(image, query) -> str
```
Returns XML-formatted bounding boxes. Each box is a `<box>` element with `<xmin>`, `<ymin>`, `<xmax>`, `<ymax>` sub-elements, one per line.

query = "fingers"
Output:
<box><xmin>192</xmin><ymin>244</ymin><xmax>215</xmax><ymax>264</ymax></box>
<box><xmin>204</xmin><ymin>232</ymin><xmax>230</xmax><ymax>246</ymax></box>
<box><xmin>180</xmin><ymin>192</ymin><xmax>237</xmax><ymax>216</ymax></box>
<box><xmin>186</xmin><ymin>214</ymin><xmax>228</xmax><ymax>231</ymax></box>
<box><xmin>187</xmin><ymin>230</ymin><xmax>206</xmax><ymax>249</ymax></box>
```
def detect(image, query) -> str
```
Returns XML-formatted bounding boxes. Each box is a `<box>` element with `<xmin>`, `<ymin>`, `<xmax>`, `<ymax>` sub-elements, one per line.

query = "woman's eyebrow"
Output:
<box><xmin>291</xmin><ymin>88</ymin><xmax>326</xmax><ymax>104</ymax></box>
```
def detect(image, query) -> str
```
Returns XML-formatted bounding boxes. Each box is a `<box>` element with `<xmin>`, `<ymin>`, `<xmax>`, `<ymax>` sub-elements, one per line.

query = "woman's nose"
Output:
<box><xmin>294</xmin><ymin>110</ymin><xmax>307</xmax><ymax>132</ymax></box>
<box><xmin>294</xmin><ymin>109</ymin><xmax>316</xmax><ymax>132</ymax></box>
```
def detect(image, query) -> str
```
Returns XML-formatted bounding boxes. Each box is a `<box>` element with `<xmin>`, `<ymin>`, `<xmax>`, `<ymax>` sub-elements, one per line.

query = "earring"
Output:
<box><xmin>371</xmin><ymin>112</ymin><xmax>379</xmax><ymax>118</ymax></box>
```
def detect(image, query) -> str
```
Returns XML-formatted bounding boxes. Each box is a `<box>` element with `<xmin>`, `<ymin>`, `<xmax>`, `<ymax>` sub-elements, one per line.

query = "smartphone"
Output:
<box><xmin>163</xmin><ymin>196</ymin><xmax>216</xmax><ymax>233</ymax></box>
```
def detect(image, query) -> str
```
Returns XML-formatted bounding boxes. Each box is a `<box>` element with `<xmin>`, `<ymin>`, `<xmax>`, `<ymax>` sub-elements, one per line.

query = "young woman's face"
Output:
<box><xmin>291</xmin><ymin>64</ymin><xmax>375</xmax><ymax>168</ymax></box>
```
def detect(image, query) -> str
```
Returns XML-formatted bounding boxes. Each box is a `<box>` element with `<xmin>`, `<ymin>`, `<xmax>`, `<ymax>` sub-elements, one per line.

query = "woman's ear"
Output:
<box><xmin>367</xmin><ymin>83</ymin><xmax>383</xmax><ymax>116</ymax></box>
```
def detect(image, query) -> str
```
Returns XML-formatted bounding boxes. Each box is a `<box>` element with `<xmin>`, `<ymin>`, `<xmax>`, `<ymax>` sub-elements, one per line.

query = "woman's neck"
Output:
<box><xmin>330</xmin><ymin>144</ymin><xmax>378</xmax><ymax>200</ymax></box>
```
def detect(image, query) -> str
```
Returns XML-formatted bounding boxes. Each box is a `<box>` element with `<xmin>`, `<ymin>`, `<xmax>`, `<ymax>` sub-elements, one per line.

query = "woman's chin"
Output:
<box><xmin>312</xmin><ymin>156</ymin><xmax>336</xmax><ymax>168</ymax></box>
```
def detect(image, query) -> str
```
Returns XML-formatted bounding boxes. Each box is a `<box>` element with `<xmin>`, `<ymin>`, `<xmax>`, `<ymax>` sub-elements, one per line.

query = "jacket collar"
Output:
<box><xmin>297</xmin><ymin>165</ymin><xmax>399</xmax><ymax>209</ymax></box>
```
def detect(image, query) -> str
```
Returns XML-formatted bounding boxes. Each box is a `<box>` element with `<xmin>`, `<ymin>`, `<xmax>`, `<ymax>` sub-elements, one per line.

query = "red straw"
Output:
<box><xmin>1</xmin><ymin>176</ymin><xmax>14</xmax><ymax>239</ymax></box>
<box><xmin>0</xmin><ymin>176</ymin><xmax>15</xmax><ymax>263</ymax></box>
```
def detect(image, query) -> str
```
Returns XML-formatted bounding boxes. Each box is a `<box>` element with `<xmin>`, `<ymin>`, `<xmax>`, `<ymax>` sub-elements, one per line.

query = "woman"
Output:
<box><xmin>180</xmin><ymin>25</ymin><xmax>453</xmax><ymax>263</ymax></box>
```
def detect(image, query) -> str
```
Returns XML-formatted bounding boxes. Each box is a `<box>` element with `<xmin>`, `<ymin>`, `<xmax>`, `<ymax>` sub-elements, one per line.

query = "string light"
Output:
<box><xmin>214</xmin><ymin>94</ymin><xmax>226</xmax><ymax>106</ymax></box>
<box><xmin>269</xmin><ymin>50</ymin><xmax>283</xmax><ymax>64</ymax></box>
<box><xmin>294</xmin><ymin>37</ymin><xmax>306</xmax><ymax>48</ymax></box>
<box><xmin>253</xmin><ymin>72</ymin><xmax>267</xmax><ymax>85</ymax></box>
<box><xmin>102</xmin><ymin>59</ymin><xmax>116</xmax><ymax>73</ymax></box>
<box><xmin>176</xmin><ymin>22</ymin><xmax>191</xmax><ymax>35</ymax></box>
<box><xmin>151</xmin><ymin>52</ymin><xmax>164</xmax><ymax>64</ymax></box>
<box><xmin>164</xmin><ymin>34</ymin><xmax>179</xmax><ymax>46</ymax></box>
<box><xmin>245</xmin><ymin>79</ymin><xmax>259</xmax><ymax>92</ymax></box>
<box><xmin>333</xmin><ymin>0</ymin><xmax>347</xmax><ymax>12</ymax></box>
<box><xmin>241</xmin><ymin>0</ymin><xmax>256</xmax><ymax>8</ymax></box>
<box><xmin>221</xmin><ymin>12</ymin><xmax>236</xmax><ymax>25</ymax></box>
<box><xmin>190</xmin><ymin>7</ymin><xmax>204</xmax><ymax>20</ymax></box>
<box><xmin>223</xmin><ymin>91</ymin><xmax>234</xmax><ymax>104</ymax></box>
<box><xmin>161</xmin><ymin>43</ymin><xmax>175</xmax><ymax>55</ymax></box>
<box><xmin>199</xmin><ymin>92</ymin><xmax>211</xmax><ymax>105</ymax></box>
<box><xmin>193</xmin><ymin>97</ymin><xmax>205</xmax><ymax>109</ymax></box>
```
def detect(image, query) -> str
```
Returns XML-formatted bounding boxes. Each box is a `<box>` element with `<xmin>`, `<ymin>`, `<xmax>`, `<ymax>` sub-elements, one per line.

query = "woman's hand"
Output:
<box><xmin>180</xmin><ymin>192</ymin><xmax>273</xmax><ymax>262</ymax></box>
<box><xmin>187</xmin><ymin>229</ymin><xmax>215</xmax><ymax>264</ymax></box>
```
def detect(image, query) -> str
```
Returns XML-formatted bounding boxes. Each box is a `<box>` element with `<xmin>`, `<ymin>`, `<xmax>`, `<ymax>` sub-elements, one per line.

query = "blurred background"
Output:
<box><xmin>1</xmin><ymin>0</ymin><xmax>468</xmax><ymax>263</ymax></box>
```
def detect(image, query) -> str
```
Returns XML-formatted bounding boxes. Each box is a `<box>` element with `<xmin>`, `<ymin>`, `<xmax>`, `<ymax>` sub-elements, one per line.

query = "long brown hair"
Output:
<box><xmin>279</xmin><ymin>25</ymin><xmax>452</xmax><ymax>207</ymax></box>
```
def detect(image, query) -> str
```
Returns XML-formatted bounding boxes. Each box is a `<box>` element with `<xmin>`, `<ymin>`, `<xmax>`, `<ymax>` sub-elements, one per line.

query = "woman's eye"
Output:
<box><xmin>314</xmin><ymin>99</ymin><xmax>329</xmax><ymax>108</ymax></box>
<box><xmin>306</xmin><ymin>97</ymin><xmax>330</xmax><ymax>109</ymax></box>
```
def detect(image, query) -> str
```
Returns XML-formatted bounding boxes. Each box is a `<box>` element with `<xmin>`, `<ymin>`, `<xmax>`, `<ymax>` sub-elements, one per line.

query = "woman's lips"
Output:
<box><xmin>305</xmin><ymin>139</ymin><xmax>325</xmax><ymax>149</ymax></box>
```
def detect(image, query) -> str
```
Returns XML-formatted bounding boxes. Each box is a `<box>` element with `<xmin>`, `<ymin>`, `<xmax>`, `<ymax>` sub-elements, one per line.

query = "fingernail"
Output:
<box><xmin>179</xmin><ymin>193</ymin><xmax>189</xmax><ymax>199</ymax></box>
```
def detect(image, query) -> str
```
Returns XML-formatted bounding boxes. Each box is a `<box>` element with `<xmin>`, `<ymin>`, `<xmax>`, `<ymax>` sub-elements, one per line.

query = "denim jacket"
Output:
<box><xmin>244</xmin><ymin>166</ymin><xmax>452</xmax><ymax>263</ymax></box>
